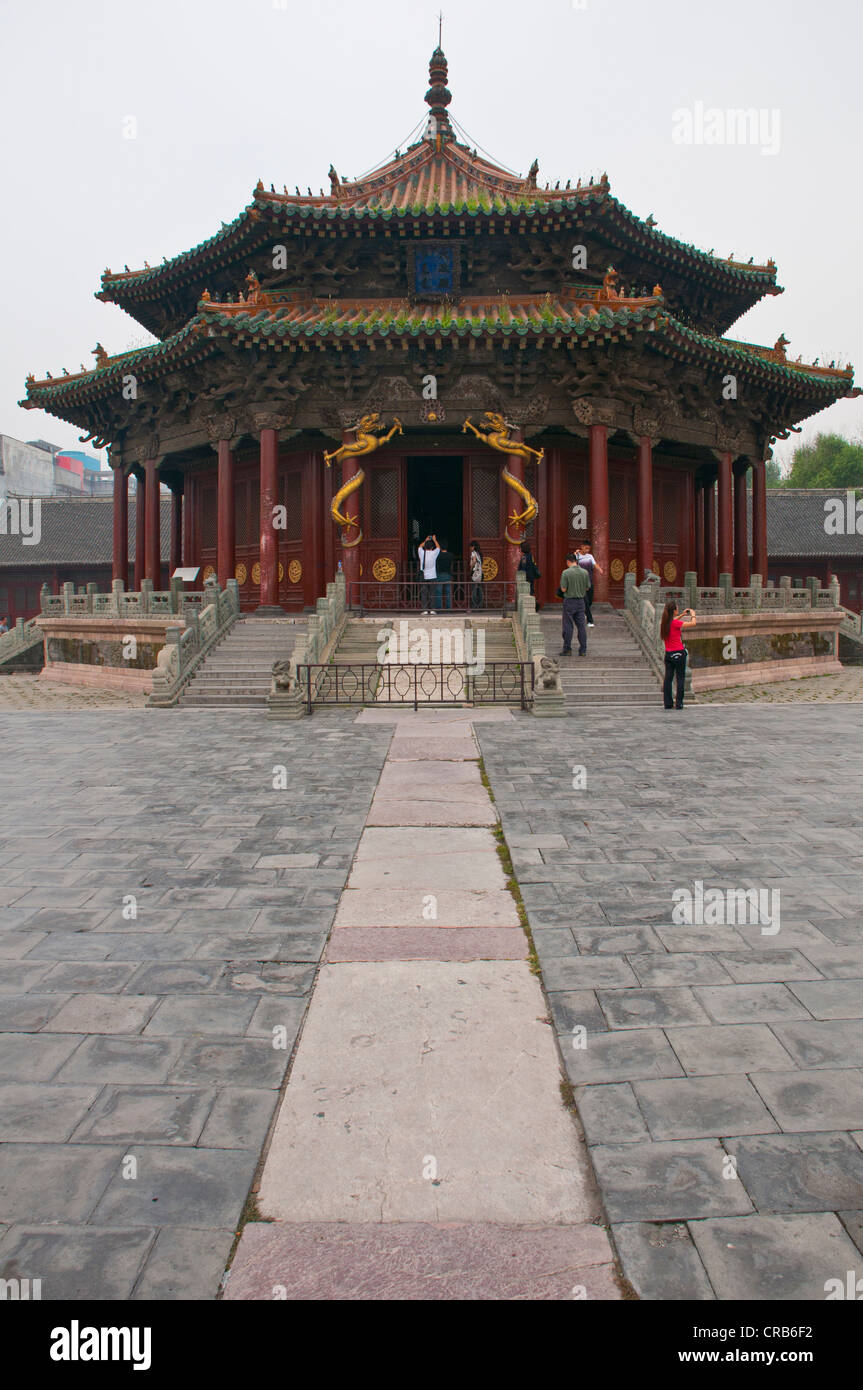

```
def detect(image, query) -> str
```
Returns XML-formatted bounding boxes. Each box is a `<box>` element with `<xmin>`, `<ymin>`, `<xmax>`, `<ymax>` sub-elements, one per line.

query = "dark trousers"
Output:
<box><xmin>421</xmin><ymin>578</ymin><xmax>436</xmax><ymax>609</ymax></box>
<box><xmin>471</xmin><ymin>582</ymin><xmax>483</xmax><ymax>610</ymax></box>
<box><xmin>663</xmin><ymin>650</ymin><xmax>686</xmax><ymax>708</ymax></box>
<box><xmin>562</xmin><ymin>597</ymin><xmax>587</xmax><ymax>654</ymax></box>
<box><xmin>584</xmin><ymin>585</ymin><xmax>594</xmax><ymax>624</ymax></box>
<box><xmin>435</xmin><ymin>578</ymin><xmax>452</xmax><ymax>610</ymax></box>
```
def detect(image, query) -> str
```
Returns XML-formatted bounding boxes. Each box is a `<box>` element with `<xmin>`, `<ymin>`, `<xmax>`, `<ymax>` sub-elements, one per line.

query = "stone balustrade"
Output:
<box><xmin>268</xmin><ymin>572</ymin><xmax>347</xmax><ymax>718</ymax></box>
<box><xmin>0</xmin><ymin>616</ymin><xmax>44</xmax><ymax>671</ymax></box>
<box><xmin>624</xmin><ymin>570</ymin><xmax>846</xmax><ymax>693</ymax></box>
<box><xmin>148</xmin><ymin>580</ymin><xmax>241</xmax><ymax>706</ymax></box>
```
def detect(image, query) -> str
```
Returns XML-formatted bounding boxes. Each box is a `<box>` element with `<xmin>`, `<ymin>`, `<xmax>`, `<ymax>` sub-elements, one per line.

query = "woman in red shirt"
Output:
<box><xmin>660</xmin><ymin>600</ymin><xmax>697</xmax><ymax>709</ymax></box>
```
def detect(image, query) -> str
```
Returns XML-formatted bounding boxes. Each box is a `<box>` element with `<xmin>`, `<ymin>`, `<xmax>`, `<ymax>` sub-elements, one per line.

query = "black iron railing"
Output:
<box><xmin>346</xmin><ymin>577</ymin><xmax>515</xmax><ymax>614</ymax></box>
<box><xmin>298</xmin><ymin>661</ymin><xmax>533</xmax><ymax>712</ymax></box>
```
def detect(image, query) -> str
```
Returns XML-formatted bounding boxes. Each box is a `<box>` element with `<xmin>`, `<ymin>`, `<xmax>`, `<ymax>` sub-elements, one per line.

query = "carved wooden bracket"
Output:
<box><xmin>203</xmin><ymin>414</ymin><xmax>237</xmax><ymax>445</ymax></box>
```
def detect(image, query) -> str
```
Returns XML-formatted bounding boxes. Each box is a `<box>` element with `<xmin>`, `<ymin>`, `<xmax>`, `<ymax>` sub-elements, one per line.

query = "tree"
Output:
<box><xmin>765</xmin><ymin>456</ymin><xmax>784</xmax><ymax>488</ymax></box>
<box><xmin>785</xmin><ymin>433</ymin><xmax>863</xmax><ymax>489</ymax></box>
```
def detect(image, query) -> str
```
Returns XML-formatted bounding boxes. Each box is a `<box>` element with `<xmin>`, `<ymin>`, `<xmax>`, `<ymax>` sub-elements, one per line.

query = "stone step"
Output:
<box><xmin>182</xmin><ymin>695</ymin><xmax>268</xmax><ymax>707</ymax></box>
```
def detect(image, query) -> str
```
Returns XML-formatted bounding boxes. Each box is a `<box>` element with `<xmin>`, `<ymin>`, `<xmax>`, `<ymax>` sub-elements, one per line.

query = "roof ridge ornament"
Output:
<box><xmin>425</xmin><ymin>44</ymin><xmax>452</xmax><ymax>143</ymax></box>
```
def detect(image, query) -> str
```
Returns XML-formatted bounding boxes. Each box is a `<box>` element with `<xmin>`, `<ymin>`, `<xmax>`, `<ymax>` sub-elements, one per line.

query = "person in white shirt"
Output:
<box><xmin>577</xmin><ymin>544</ymin><xmax>602</xmax><ymax>627</ymax></box>
<box><xmin>418</xmin><ymin>534</ymin><xmax>440</xmax><ymax>613</ymax></box>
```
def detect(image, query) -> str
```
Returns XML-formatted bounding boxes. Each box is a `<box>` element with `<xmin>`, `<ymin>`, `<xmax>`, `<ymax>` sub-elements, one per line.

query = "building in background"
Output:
<box><xmin>1</xmin><ymin>434</ymin><xmax>111</xmax><ymax>499</ymax></box>
<box><xmin>767</xmin><ymin>488</ymin><xmax>863</xmax><ymax>612</ymax></box>
<box><xmin>0</xmin><ymin>496</ymin><xmax>170</xmax><ymax>624</ymax></box>
<box><xmin>20</xmin><ymin>46</ymin><xmax>860</xmax><ymax>613</ymax></box>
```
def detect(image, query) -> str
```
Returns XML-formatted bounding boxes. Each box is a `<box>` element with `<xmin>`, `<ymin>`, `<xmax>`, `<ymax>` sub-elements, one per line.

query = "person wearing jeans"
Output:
<box><xmin>558</xmin><ymin>552</ymin><xmax>590</xmax><ymax>656</ymax></box>
<box><xmin>660</xmin><ymin>599</ymin><xmax>697</xmax><ymax>708</ymax></box>
<box><xmin>418</xmin><ymin>534</ymin><xmax>440</xmax><ymax>613</ymax></box>
<box><xmin>434</xmin><ymin>538</ymin><xmax>454</xmax><ymax>611</ymax></box>
<box><xmin>577</xmin><ymin>544</ymin><xmax>602</xmax><ymax>627</ymax></box>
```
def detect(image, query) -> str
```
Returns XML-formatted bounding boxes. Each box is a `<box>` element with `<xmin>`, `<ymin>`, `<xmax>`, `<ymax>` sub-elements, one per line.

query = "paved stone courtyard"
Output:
<box><xmin>0</xmin><ymin>710</ymin><xmax>390</xmax><ymax>1297</ymax></box>
<box><xmin>1</xmin><ymin>700</ymin><xmax>862</xmax><ymax>1300</ymax></box>
<box><xmin>477</xmin><ymin>704</ymin><xmax>863</xmax><ymax>1299</ymax></box>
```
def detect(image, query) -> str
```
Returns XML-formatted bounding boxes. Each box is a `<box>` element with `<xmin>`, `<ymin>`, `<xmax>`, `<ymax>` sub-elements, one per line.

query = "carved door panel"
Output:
<box><xmin>279</xmin><ymin>465</ymin><xmax>304</xmax><ymax>610</ymax></box>
<box><xmin>361</xmin><ymin>459</ymin><xmax>403</xmax><ymax>587</ymax></box>
<box><xmin>609</xmin><ymin>464</ymin><xmax>637</xmax><ymax>604</ymax></box>
<box><xmin>465</xmin><ymin>455</ymin><xmax>504</xmax><ymax>588</ymax></box>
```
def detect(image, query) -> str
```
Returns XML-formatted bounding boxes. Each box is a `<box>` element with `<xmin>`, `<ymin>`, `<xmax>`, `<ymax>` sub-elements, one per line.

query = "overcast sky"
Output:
<box><xmin>2</xmin><ymin>0</ymin><xmax>860</xmax><ymax>467</ymax></box>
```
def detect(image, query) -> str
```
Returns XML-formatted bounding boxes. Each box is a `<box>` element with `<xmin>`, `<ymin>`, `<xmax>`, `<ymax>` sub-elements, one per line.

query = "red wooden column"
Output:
<box><xmin>216</xmin><ymin>438</ymin><xmax>235</xmax><ymax>589</ymax></box>
<box><xmin>169</xmin><ymin>481</ymin><xmax>183</xmax><ymax>574</ymax></box>
<box><xmin>183</xmin><ymin>475</ymin><xmax>195</xmax><ymax>574</ymax></box>
<box><xmin>694</xmin><ymin>478</ymin><xmax>705</xmax><ymax>583</ymax></box>
<box><xmin>733</xmin><ymin>460</ymin><xmax>750</xmax><ymax>586</ymax></box>
<box><xmin>504</xmin><ymin>428</ymin><xmax>525</xmax><ymax>591</ymax></box>
<box><xmin>716</xmin><ymin>451</ymin><xmax>734</xmax><ymax>578</ymax></box>
<box><xmin>304</xmin><ymin>451</ymin><xmax>324</xmax><ymax>608</ymax></box>
<box><xmin>752</xmin><ymin>458</ymin><xmax>768</xmax><ymax>581</ymax></box>
<box><xmin>112</xmin><ymin>464</ymin><xmax>129</xmax><ymax>586</ymax></box>
<box><xmin>133</xmin><ymin>469</ymin><xmax>146</xmax><ymax>590</ymax></box>
<box><xmin>704</xmin><ymin>479</ymin><xmax>718</xmax><ymax>586</ymax></box>
<box><xmin>636</xmin><ymin>435</ymin><xmax>654</xmax><ymax>583</ymax></box>
<box><xmin>258</xmin><ymin>427</ymin><xmax>281</xmax><ymax>611</ymax></box>
<box><xmin>588</xmin><ymin>424</ymin><xmax>610</xmax><ymax>603</ymax></box>
<box><xmin>143</xmin><ymin>457</ymin><xmax>161</xmax><ymax>585</ymax></box>
<box><xmin>339</xmin><ymin>429</ymin><xmax>361</xmax><ymax>602</ymax></box>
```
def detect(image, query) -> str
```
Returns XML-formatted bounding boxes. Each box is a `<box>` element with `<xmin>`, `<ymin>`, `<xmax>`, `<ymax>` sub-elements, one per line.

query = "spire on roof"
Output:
<box><xmin>424</xmin><ymin>44</ymin><xmax>452</xmax><ymax>142</ymax></box>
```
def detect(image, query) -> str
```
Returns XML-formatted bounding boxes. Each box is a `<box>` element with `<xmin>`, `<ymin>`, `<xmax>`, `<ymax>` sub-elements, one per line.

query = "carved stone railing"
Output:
<box><xmin>624</xmin><ymin>569</ymin><xmax>848</xmax><ymax>688</ymax></box>
<box><xmin>0</xmin><ymin>616</ymin><xmax>43</xmax><ymax>668</ymax></box>
<box><xmin>148</xmin><ymin>580</ymin><xmax>241</xmax><ymax>707</ymax></box>
<box><xmin>268</xmin><ymin>572</ymin><xmax>347</xmax><ymax>718</ymax></box>
<box><xmin>40</xmin><ymin>578</ymin><xmax>204</xmax><ymax>619</ymax></box>
<box><xmin>514</xmin><ymin>572</ymin><xmax>546</xmax><ymax>665</ymax></box>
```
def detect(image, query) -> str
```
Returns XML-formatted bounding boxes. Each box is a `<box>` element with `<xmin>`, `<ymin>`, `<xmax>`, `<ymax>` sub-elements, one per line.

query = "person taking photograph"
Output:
<box><xmin>660</xmin><ymin>600</ymin><xmax>697</xmax><ymax>709</ymax></box>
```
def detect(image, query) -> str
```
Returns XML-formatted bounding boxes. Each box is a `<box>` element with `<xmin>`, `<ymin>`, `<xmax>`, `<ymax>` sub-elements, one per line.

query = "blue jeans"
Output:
<box><xmin>435</xmin><ymin>578</ymin><xmax>452</xmax><ymax>610</ymax></box>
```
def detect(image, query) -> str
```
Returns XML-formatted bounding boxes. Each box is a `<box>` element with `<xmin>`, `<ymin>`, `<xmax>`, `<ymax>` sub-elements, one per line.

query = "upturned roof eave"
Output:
<box><xmin>96</xmin><ymin>187</ymin><xmax>780</xmax><ymax>322</ymax></box>
<box><xmin>23</xmin><ymin>303</ymin><xmax>855</xmax><ymax>432</ymax></box>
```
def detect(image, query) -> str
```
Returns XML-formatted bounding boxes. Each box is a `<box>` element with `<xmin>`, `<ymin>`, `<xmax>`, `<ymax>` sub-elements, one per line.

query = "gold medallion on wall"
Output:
<box><xmin>234</xmin><ymin>563</ymin><xmax>247</xmax><ymax>585</ymax></box>
<box><xmin>202</xmin><ymin>564</ymin><xmax>216</xmax><ymax>581</ymax></box>
<box><xmin>610</xmin><ymin>558</ymin><xmax>625</xmax><ymax>582</ymax></box>
<box><xmin>278</xmin><ymin>563</ymin><xmax>284</xmax><ymax>582</ymax></box>
<box><xmin>288</xmin><ymin>559</ymin><xmax>302</xmax><ymax>584</ymax></box>
<box><xmin>482</xmin><ymin>557</ymin><xmax>498</xmax><ymax>581</ymax></box>
<box><xmin>251</xmin><ymin>561</ymin><xmax>261</xmax><ymax>585</ymax></box>
<box><xmin>372</xmin><ymin>557</ymin><xmax>396</xmax><ymax>582</ymax></box>
<box><xmin>664</xmin><ymin>561</ymin><xmax>677</xmax><ymax>582</ymax></box>
<box><xmin>627</xmin><ymin>559</ymin><xmax>637</xmax><ymax>574</ymax></box>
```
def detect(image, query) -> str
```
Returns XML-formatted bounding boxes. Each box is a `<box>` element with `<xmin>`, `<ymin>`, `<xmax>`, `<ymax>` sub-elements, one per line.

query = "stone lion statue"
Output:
<box><xmin>536</xmin><ymin>656</ymin><xmax>562</xmax><ymax>692</ymax></box>
<box><xmin>271</xmin><ymin>658</ymin><xmax>298</xmax><ymax>694</ymax></box>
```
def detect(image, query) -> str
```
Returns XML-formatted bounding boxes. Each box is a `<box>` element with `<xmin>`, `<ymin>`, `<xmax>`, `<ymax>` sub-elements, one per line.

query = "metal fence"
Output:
<box><xmin>298</xmin><ymin>660</ymin><xmax>533</xmax><ymax>712</ymax></box>
<box><xmin>346</xmin><ymin>577</ymin><xmax>515</xmax><ymax>614</ymax></box>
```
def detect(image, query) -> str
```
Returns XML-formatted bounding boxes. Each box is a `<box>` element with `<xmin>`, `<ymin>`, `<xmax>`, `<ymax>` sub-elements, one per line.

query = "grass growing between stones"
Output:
<box><xmin>477</xmin><ymin>756</ymin><xmax>541</xmax><ymax>977</ymax></box>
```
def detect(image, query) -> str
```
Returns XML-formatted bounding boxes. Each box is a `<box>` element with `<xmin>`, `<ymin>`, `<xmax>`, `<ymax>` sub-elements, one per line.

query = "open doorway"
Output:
<box><xmin>406</xmin><ymin>457</ymin><xmax>464</xmax><ymax>573</ymax></box>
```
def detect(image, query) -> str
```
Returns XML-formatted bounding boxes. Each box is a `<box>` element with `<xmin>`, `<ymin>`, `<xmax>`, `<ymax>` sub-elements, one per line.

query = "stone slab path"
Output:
<box><xmin>476</xmin><ymin>704</ymin><xmax>863</xmax><ymax>1300</ymax></box>
<box><xmin>226</xmin><ymin>709</ymin><xmax>617</xmax><ymax>1300</ymax></box>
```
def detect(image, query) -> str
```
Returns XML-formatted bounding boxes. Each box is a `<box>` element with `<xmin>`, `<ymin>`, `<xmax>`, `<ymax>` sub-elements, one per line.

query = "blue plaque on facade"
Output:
<box><xmin>412</xmin><ymin>244</ymin><xmax>458</xmax><ymax>299</ymax></box>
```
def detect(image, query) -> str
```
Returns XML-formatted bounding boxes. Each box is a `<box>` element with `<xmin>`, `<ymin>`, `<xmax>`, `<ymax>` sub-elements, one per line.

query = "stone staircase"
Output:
<box><xmin>539</xmin><ymin>605</ymin><xmax>660</xmax><ymax>707</ymax></box>
<box><xmin>179</xmin><ymin>616</ymin><xmax>306</xmax><ymax>708</ymax></box>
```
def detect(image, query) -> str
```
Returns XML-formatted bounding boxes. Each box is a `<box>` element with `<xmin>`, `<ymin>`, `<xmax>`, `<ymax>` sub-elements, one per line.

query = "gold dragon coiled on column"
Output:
<box><xmin>462</xmin><ymin>412</ymin><xmax>543</xmax><ymax>544</ymax></box>
<box><xmin>324</xmin><ymin>413</ymin><xmax>403</xmax><ymax>548</ymax></box>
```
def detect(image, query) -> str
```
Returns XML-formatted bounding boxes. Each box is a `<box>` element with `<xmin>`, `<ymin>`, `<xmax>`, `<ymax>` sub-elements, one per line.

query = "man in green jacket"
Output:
<box><xmin>559</xmin><ymin>552</ymin><xmax>590</xmax><ymax>656</ymax></box>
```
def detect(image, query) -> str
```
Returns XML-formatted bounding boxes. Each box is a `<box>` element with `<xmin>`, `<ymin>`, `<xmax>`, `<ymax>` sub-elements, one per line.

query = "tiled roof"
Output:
<box><xmin>22</xmin><ymin>290</ymin><xmax>856</xmax><ymax>428</ymax></box>
<box><xmin>92</xmin><ymin>50</ymin><xmax>779</xmax><ymax>337</ymax></box>
<box><xmin>767</xmin><ymin>488</ymin><xmax>863</xmax><ymax>558</ymax></box>
<box><xmin>95</xmin><ymin>178</ymin><xmax>779</xmax><ymax>334</ymax></box>
<box><xmin>0</xmin><ymin>497</ymin><xmax>171</xmax><ymax>568</ymax></box>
